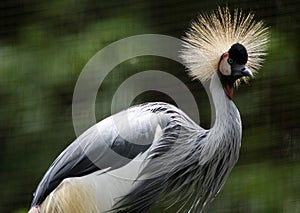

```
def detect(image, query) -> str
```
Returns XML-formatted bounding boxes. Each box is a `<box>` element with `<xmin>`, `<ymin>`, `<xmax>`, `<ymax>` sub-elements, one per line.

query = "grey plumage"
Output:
<box><xmin>112</xmin><ymin>73</ymin><xmax>241</xmax><ymax>213</ymax></box>
<box><xmin>31</xmin><ymin>73</ymin><xmax>241</xmax><ymax>213</ymax></box>
<box><xmin>31</xmin><ymin>72</ymin><xmax>241</xmax><ymax>213</ymax></box>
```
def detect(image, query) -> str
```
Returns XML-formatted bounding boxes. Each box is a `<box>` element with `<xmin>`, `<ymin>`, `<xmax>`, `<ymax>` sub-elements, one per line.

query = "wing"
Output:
<box><xmin>30</xmin><ymin>102</ymin><xmax>177</xmax><ymax>207</ymax></box>
<box><xmin>111</xmin><ymin>105</ymin><xmax>208</xmax><ymax>213</ymax></box>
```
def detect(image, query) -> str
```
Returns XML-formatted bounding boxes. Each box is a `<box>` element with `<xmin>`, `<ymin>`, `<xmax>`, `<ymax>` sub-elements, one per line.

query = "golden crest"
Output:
<box><xmin>181</xmin><ymin>7</ymin><xmax>269</xmax><ymax>83</ymax></box>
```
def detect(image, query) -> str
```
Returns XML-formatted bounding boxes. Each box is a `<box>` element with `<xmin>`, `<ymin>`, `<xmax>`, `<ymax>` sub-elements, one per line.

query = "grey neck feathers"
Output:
<box><xmin>207</xmin><ymin>73</ymin><xmax>242</xmax><ymax>144</ymax></box>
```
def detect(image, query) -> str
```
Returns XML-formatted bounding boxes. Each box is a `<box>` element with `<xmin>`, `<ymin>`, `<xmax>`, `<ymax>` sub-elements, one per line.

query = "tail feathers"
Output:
<box><xmin>40</xmin><ymin>178</ymin><xmax>99</xmax><ymax>213</ymax></box>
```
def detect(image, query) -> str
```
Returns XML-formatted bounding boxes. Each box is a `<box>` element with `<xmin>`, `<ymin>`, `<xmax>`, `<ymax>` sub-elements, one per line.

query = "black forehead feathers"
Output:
<box><xmin>228</xmin><ymin>43</ymin><xmax>248</xmax><ymax>65</ymax></box>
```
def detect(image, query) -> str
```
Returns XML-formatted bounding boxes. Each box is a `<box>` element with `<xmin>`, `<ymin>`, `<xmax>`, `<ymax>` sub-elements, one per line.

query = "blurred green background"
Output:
<box><xmin>0</xmin><ymin>0</ymin><xmax>299</xmax><ymax>212</ymax></box>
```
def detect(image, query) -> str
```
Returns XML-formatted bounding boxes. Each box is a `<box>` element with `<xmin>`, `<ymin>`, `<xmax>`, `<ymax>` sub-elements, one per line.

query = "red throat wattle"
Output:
<box><xmin>224</xmin><ymin>85</ymin><xmax>233</xmax><ymax>100</ymax></box>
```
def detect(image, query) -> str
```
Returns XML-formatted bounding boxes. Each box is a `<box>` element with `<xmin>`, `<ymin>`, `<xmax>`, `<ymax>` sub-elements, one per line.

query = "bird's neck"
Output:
<box><xmin>208</xmin><ymin>73</ymin><xmax>241</xmax><ymax>135</ymax></box>
<box><xmin>197</xmin><ymin>73</ymin><xmax>241</xmax><ymax>165</ymax></box>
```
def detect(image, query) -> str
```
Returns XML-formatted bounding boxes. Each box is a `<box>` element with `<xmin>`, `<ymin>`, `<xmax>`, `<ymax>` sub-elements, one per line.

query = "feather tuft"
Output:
<box><xmin>180</xmin><ymin>6</ymin><xmax>269</xmax><ymax>83</ymax></box>
<box><xmin>40</xmin><ymin>178</ymin><xmax>99</xmax><ymax>213</ymax></box>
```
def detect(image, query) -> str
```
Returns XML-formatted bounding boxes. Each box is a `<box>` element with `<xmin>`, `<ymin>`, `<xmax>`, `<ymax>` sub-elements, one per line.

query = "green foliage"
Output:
<box><xmin>11</xmin><ymin>209</ymin><xmax>27</xmax><ymax>213</ymax></box>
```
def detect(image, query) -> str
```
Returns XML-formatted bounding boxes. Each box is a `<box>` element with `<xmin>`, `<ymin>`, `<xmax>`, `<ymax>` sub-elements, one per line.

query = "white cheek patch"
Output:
<box><xmin>219</xmin><ymin>57</ymin><xmax>231</xmax><ymax>76</ymax></box>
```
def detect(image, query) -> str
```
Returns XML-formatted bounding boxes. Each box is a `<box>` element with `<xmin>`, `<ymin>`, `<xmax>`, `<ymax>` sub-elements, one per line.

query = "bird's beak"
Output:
<box><xmin>231</xmin><ymin>64</ymin><xmax>253</xmax><ymax>78</ymax></box>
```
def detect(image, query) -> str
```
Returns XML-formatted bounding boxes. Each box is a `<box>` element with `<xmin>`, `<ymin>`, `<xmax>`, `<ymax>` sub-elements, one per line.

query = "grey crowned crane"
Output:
<box><xmin>28</xmin><ymin>7</ymin><xmax>269</xmax><ymax>213</ymax></box>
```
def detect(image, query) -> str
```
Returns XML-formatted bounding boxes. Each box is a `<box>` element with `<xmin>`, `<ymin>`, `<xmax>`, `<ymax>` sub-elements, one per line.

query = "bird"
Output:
<box><xmin>28</xmin><ymin>7</ymin><xmax>269</xmax><ymax>213</ymax></box>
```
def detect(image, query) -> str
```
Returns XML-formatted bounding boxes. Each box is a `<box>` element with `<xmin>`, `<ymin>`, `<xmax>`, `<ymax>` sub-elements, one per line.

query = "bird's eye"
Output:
<box><xmin>227</xmin><ymin>58</ymin><xmax>234</xmax><ymax>64</ymax></box>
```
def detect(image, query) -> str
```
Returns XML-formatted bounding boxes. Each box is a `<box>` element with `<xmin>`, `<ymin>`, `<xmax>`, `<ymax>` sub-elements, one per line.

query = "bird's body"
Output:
<box><xmin>30</xmin><ymin>74</ymin><xmax>241</xmax><ymax>213</ymax></box>
<box><xmin>29</xmin><ymin>7</ymin><xmax>269</xmax><ymax>213</ymax></box>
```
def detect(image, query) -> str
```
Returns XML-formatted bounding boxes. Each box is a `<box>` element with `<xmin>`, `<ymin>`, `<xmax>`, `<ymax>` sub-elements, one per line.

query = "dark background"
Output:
<box><xmin>0</xmin><ymin>0</ymin><xmax>299</xmax><ymax>212</ymax></box>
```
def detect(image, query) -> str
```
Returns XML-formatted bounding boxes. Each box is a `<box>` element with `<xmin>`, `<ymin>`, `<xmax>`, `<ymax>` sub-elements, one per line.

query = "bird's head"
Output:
<box><xmin>181</xmin><ymin>7</ymin><xmax>269</xmax><ymax>99</ymax></box>
<box><xmin>218</xmin><ymin>43</ymin><xmax>253</xmax><ymax>99</ymax></box>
